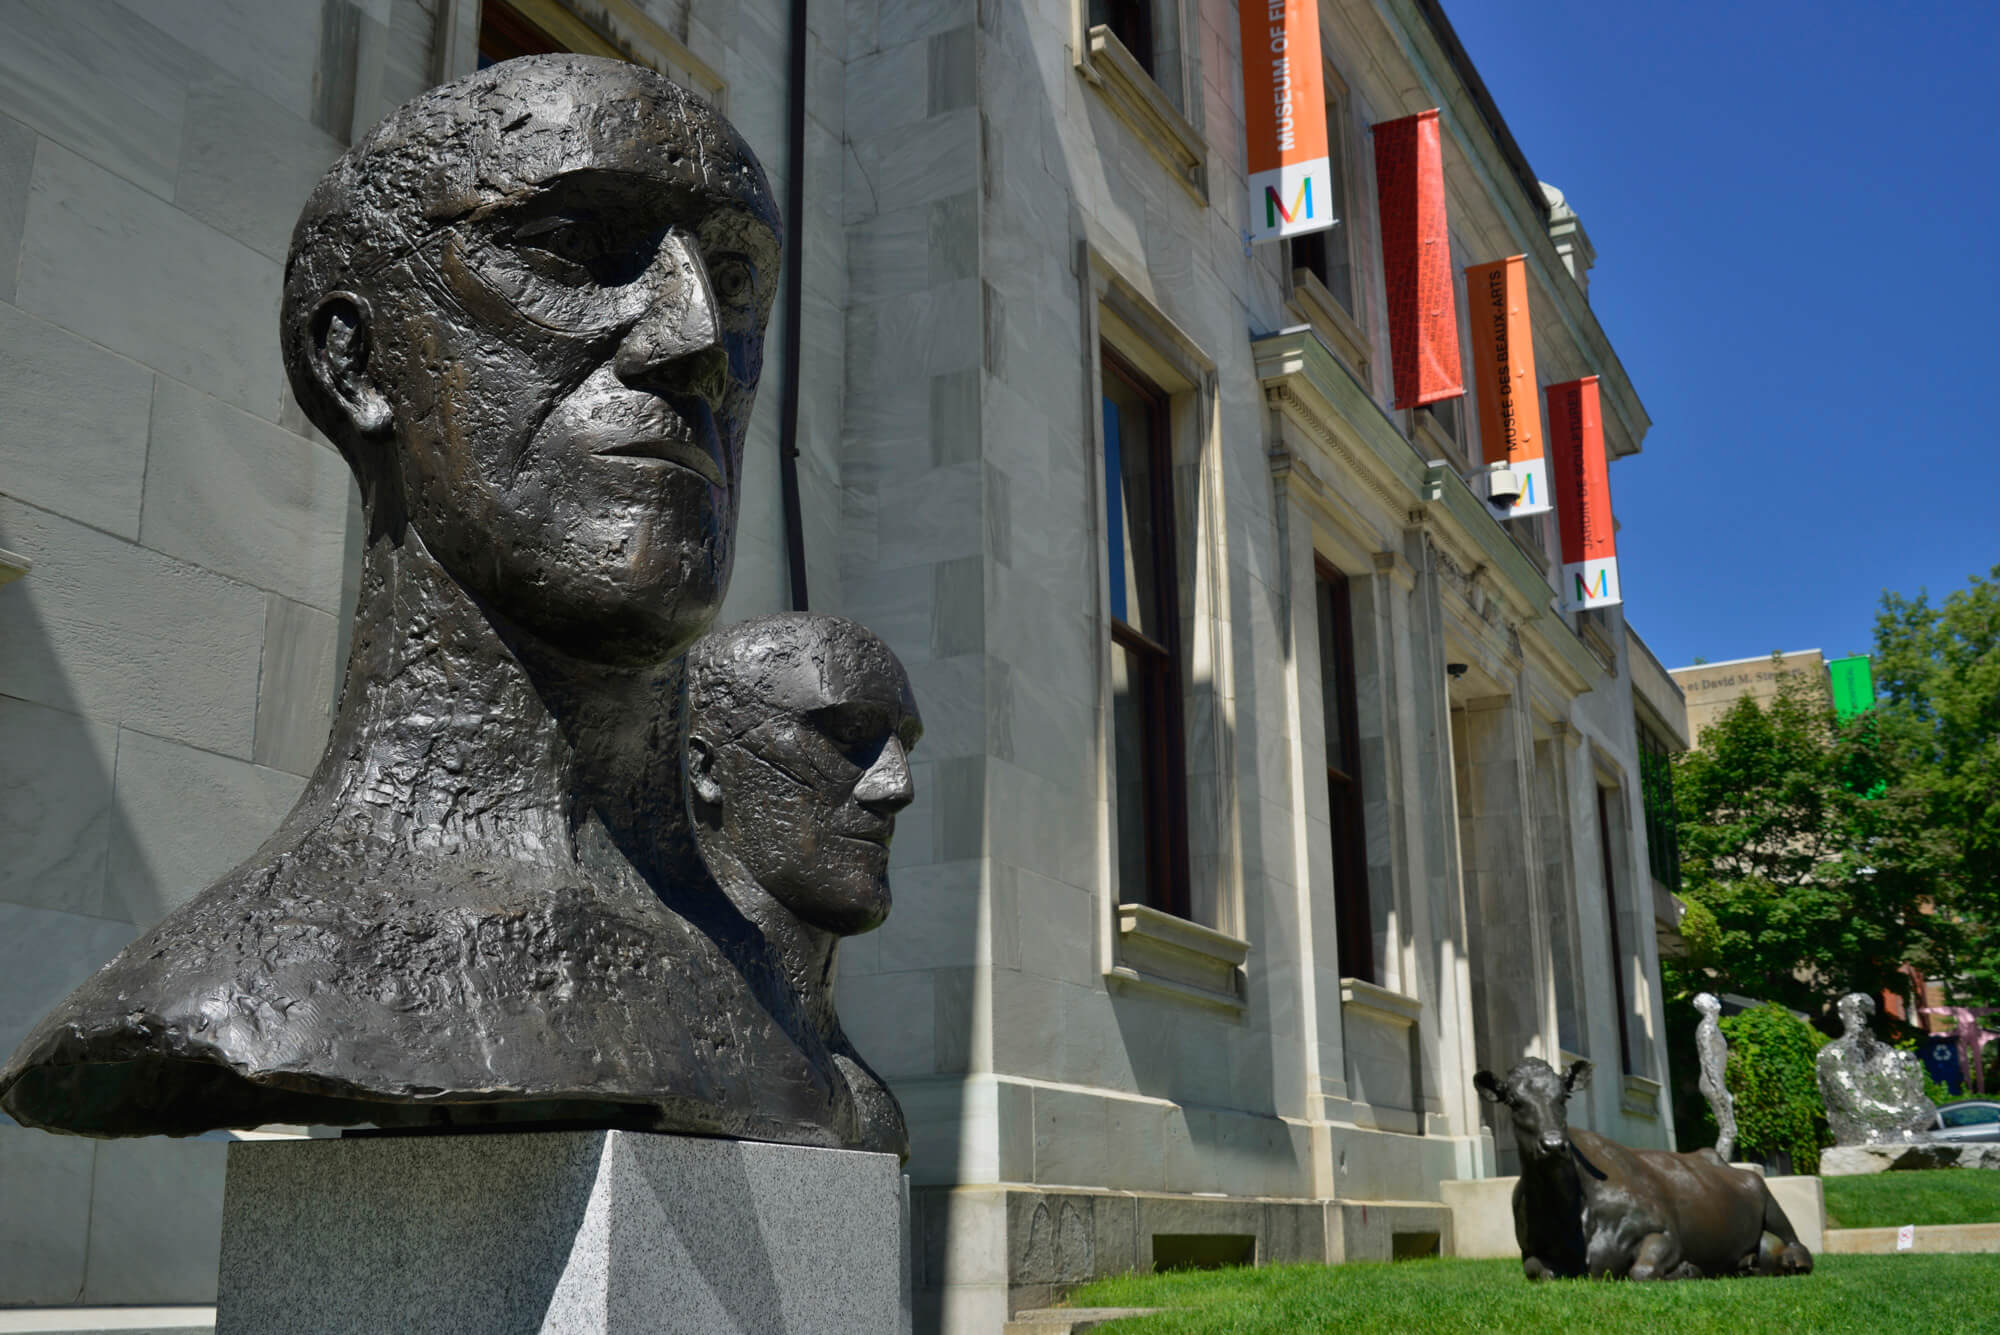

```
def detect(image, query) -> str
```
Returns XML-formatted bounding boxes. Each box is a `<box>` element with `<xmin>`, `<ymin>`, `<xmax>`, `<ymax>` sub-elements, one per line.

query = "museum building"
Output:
<box><xmin>0</xmin><ymin>0</ymin><xmax>1687</xmax><ymax>1329</ymax></box>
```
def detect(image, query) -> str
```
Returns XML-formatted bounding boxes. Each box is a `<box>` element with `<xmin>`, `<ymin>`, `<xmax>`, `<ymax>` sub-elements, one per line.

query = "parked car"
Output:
<box><xmin>1929</xmin><ymin>1100</ymin><xmax>2000</xmax><ymax>1143</ymax></box>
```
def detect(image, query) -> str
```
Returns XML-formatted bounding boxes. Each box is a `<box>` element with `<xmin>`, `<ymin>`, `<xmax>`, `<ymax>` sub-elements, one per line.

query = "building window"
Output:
<box><xmin>1637</xmin><ymin>726</ymin><xmax>1681</xmax><ymax>893</ymax></box>
<box><xmin>1089</xmin><ymin>0</ymin><xmax>1156</xmax><ymax>77</ymax></box>
<box><xmin>1104</xmin><ymin>349</ymin><xmax>1191</xmax><ymax>919</ymax></box>
<box><xmin>479</xmin><ymin>0</ymin><xmax>566</xmax><ymax>65</ymax></box>
<box><xmin>1289</xmin><ymin>92</ymin><xmax>1357</xmax><ymax>317</ymax></box>
<box><xmin>1598</xmin><ymin>786</ymin><xmax>1643</xmax><ymax>1075</ymax></box>
<box><xmin>1316</xmin><ymin>560</ymin><xmax>1374</xmax><ymax>982</ymax></box>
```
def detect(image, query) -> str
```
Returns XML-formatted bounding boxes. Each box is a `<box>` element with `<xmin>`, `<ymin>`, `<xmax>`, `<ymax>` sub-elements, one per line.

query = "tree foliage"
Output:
<box><xmin>1720</xmin><ymin>1003</ymin><xmax>1831</xmax><ymax>1175</ymax></box>
<box><xmin>1667</xmin><ymin>658</ymin><xmax>1942</xmax><ymax>1023</ymax></box>
<box><xmin>1871</xmin><ymin>565</ymin><xmax>2000</xmax><ymax>1003</ymax></box>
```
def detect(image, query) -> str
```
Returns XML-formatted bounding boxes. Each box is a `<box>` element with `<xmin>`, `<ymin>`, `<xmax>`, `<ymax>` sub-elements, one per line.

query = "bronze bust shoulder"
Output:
<box><xmin>0</xmin><ymin>55</ymin><xmax>909</xmax><ymax>1157</ymax></box>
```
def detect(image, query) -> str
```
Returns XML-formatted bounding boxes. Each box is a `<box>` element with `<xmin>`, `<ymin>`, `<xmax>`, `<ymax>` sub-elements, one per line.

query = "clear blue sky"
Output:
<box><xmin>1446</xmin><ymin>2</ymin><xmax>1999</xmax><ymax>669</ymax></box>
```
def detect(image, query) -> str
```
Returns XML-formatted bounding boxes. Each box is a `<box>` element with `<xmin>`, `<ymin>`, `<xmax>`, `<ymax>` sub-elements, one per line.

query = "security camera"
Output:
<box><xmin>1484</xmin><ymin>462</ymin><xmax>1522</xmax><ymax>510</ymax></box>
<box><xmin>1446</xmin><ymin>662</ymin><xmax>1469</xmax><ymax>679</ymax></box>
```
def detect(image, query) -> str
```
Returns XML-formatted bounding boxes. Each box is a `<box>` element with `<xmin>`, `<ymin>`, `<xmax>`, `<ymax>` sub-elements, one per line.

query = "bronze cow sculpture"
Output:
<box><xmin>1475</xmin><ymin>1058</ymin><xmax>1813</xmax><ymax>1281</ymax></box>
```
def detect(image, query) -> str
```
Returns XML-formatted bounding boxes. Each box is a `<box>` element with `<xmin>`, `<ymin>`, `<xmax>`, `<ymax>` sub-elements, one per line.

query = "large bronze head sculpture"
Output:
<box><xmin>0</xmin><ymin>56</ymin><xmax>905</xmax><ymax>1155</ymax></box>
<box><xmin>283</xmin><ymin>53</ymin><xmax>778</xmax><ymax>662</ymax></box>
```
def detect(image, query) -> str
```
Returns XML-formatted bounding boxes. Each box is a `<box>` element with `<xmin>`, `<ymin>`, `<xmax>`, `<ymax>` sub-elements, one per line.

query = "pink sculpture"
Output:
<box><xmin>1920</xmin><ymin>1006</ymin><xmax>2000</xmax><ymax>1095</ymax></box>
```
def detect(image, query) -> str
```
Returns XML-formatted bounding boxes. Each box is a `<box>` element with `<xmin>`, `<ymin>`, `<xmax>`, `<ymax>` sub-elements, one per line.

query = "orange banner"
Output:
<box><xmin>1465</xmin><ymin>255</ymin><xmax>1549</xmax><ymax>517</ymax></box>
<box><xmin>1372</xmin><ymin>110</ymin><xmax>1462</xmax><ymax>410</ymax></box>
<box><xmin>1239</xmin><ymin>0</ymin><xmax>1331</xmax><ymax>243</ymax></box>
<box><xmin>1546</xmin><ymin>376</ymin><xmax>1620</xmax><ymax>610</ymax></box>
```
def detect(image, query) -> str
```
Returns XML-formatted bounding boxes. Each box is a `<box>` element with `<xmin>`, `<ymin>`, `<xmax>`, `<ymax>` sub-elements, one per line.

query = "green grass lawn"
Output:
<box><xmin>1822</xmin><ymin>1168</ymin><xmax>2000</xmax><ymax>1228</ymax></box>
<box><xmin>1066</xmin><ymin>1255</ymin><xmax>2000</xmax><ymax>1334</ymax></box>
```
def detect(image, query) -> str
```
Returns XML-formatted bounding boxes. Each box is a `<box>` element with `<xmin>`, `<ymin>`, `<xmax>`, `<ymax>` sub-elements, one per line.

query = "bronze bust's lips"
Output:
<box><xmin>593</xmin><ymin>436</ymin><xmax>726</xmax><ymax>487</ymax></box>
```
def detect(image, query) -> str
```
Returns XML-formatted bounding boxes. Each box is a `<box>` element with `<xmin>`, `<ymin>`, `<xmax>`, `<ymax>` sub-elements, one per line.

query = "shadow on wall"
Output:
<box><xmin>0</xmin><ymin>541</ymin><xmax>229</xmax><ymax>1307</ymax></box>
<box><xmin>0</xmin><ymin>474</ymin><xmax>360</xmax><ymax>1306</ymax></box>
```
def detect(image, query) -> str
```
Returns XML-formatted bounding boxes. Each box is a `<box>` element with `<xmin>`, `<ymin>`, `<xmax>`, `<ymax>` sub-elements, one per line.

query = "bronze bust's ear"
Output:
<box><xmin>306</xmin><ymin>292</ymin><xmax>392</xmax><ymax>439</ymax></box>
<box><xmin>1564</xmin><ymin>1059</ymin><xmax>1593</xmax><ymax>1093</ymax></box>
<box><xmin>1474</xmin><ymin>1069</ymin><xmax>1505</xmax><ymax>1103</ymax></box>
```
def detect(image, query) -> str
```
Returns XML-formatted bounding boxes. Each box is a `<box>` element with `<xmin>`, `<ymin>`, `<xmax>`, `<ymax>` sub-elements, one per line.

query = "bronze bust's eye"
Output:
<box><xmin>708</xmin><ymin>255</ymin><xmax>758</xmax><ymax>309</ymax></box>
<box><xmin>506</xmin><ymin>215</ymin><xmax>661</xmax><ymax>286</ymax></box>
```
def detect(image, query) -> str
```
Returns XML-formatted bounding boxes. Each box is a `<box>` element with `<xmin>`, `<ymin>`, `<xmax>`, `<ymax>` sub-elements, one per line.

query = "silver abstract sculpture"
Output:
<box><xmin>1693</xmin><ymin>992</ymin><xmax>1737</xmax><ymax>1162</ymax></box>
<box><xmin>0</xmin><ymin>55</ymin><xmax>913</xmax><ymax>1155</ymax></box>
<box><xmin>1816</xmin><ymin>992</ymin><xmax>1937</xmax><ymax>1146</ymax></box>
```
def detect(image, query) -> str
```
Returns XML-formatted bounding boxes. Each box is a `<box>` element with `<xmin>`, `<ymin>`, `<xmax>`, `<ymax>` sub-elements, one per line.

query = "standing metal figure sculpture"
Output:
<box><xmin>0</xmin><ymin>56</ymin><xmax>911</xmax><ymax>1153</ymax></box>
<box><xmin>1693</xmin><ymin>992</ymin><xmax>1738</xmax><ymax>1162</ymax></box>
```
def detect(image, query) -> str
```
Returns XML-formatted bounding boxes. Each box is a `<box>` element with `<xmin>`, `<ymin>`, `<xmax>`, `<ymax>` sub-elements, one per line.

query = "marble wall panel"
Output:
<box><xmin>105</xmin><ymin>727</ymin><xmax>308</xmax><ymax>928</ymax></box>
<box><xmin>114</xmin><ymin>0</ymin><xmax>322</xmax><ymax>122</ymax></box>
<box><xmin>253</xmin><ymin>594</ymin><xmax>342</xmax><ymax>777</ymax></box>
<box><xmin>0</xmin><ymin>1124</ymin><xmax>93</xmax><ymax>1306</ymax></box>
<box><xmin>835</xmin><ymin>968</ymin><xmax>938</xmax><ymax>1080</ymax></box>
<box><xmin>0</xmin><ymin>695</ymin><xmax>117</xmax><ymax>919</ymax></box>
<box><xmin>0</xmin><ymin>116</ymin><xmax>34</xmax><ymax>304</ymax></box>
<box><xmin>869</xmin><ymin>858</ymin><xmax>982</xmax><ymax>976</ymax></box>
<box><xmin>81</xmin><ymin>1137</ymin><xmax>228</xmax><ymax>1305</ymax></box>
<box><xmin>17</xmin><ymin>142</ymin><xmax>284</xmax><ymax>418</ymax></box>
<box><xmin>0</xmin><ymin>300</ymin><xmax>154</xmax><ymax>540</ymax></box>
<box><xmin>0</xmin><ymin>902</ymin><xmax>137</xmax><ymax>1059</ymax></box>
<box><xmin>0</xmin><ymin>0</ymin><xmax>194</xmax><ymax>199</ymax></box>
<box><xmin>1008</xmin><ymin>862</ymin><xmax>1094</xmax><ymax>985</ymax></box>
<box><xmin>141</xmin><ymin>378</ymin><xmax>355</xmax><ymax>612</ymax></box>
<box><xmin>0</xmin><ymin>498</ymin><xmax>266</xmax><ymax>758</ymax></box>
<box><xmin>175</xmin><ymin>75</ymin><xmax>345</xmax><ymax>261</ymax></box>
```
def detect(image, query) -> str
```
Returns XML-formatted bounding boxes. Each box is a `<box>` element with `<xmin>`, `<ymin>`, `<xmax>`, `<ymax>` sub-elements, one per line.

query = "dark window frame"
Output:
<box><xmin>1286</xmin><ymin>86</ymin><xmax>1357</xmax><ymax>319</ymax></box>
<box><xmin>478</xmin><ymin>0</ymin><xmax>568</xmax><ymax>66</ymax></box>
<box><xmin>1637</xmin><ymin>725</ymin><xmax>1681</xmax><ymax>893</ymax></box>
<box><xmin>1089</xmin><ymin>0</ymin><xmax>1157</xmax><ymax>77</ymax></box>
<box><xmin>1598</xmin><ymin>785</ymin><xmax>1636</xmax><ymax>1076</ymax></box>
<box><xmin>1103</xmin><ymin>348</ymin><xmax>1191</xmax><ymax>919</ymax></box>
<box><xmin>1315</xmin><ymin>558</ymin><xmax>1375</xmax><ymax>983</ymax></box>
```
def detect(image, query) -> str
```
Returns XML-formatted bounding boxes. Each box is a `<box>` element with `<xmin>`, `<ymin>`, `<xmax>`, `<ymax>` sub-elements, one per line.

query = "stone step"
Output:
<box><xmin>1824</xmin><ymin>1223</ymin><xmax>2000</xmax><ymax>1254</ymax></box>
<box><xmin>1005</xmin><ymin>1309</ymin><xmax>1164</xmax><ymax>1334</ymax></box>
<box><xmin>0</xmin><ymin>1310</ymin><xmax>214</xmax><ymax>1335</ymax></box>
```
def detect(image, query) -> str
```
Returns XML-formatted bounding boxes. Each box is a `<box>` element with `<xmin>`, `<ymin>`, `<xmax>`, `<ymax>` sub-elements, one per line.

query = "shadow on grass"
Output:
<box><xmin>1068</xmin><ymin>1255</ymin><xmax>2000</xmax><ymax>1334</ymax></box>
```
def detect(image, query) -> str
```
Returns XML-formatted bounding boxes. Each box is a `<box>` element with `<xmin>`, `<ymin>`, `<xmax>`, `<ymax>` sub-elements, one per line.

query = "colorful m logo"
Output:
<box><xmin>1574</xmin><ymin>568</ymin><xmax>1610</xmax><ymax>601</ymax></box>
<box><xmin>1265</xmin><ymin>178</ymin><xmax>1313</xmax><ymax>229</ymax></box>
<box><xmin>1516</xmin><ymin>472</ymin><xmax>1536</xmax><ymax>507</ymax></box>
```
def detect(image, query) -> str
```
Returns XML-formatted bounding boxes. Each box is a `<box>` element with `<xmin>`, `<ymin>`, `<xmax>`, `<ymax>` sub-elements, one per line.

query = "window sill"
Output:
<box><xmin>1621</xmin><ymin>1073</ymin><xmax>1663</xmax><ymax>1118</ymax></box>
<box><xmin>1076</xmin><ymin>25</ymin><xmax>1207</xmax><ymax>205</ymax></box>
<box><xmin>1287</xmin><ymin>270</ymin><xmax>1371</xmax><ymax>387</ymax></box>
<box><xmin>1339</xmin><ymin>977</ymin><xmax>1422</xmax><ymax>1028</ymax></box>
<box><xmin>1109</xmin><ymin>903</ymin><xmax>1248</xmax><ymax>1014</ymax></box>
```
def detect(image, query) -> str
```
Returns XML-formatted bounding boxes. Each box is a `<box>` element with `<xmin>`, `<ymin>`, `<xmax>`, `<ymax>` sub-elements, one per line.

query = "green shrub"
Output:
<box><xmin>1721</xmin><ymin>1003</ymin><xmax>1832</xmax><ymax>1174</ymax></box>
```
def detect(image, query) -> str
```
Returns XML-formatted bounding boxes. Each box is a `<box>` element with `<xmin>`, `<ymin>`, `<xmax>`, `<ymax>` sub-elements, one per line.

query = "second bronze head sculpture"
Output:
<box><xmin>0</xmin><ymin>55</ymin><xmax>912</xmax><ymax>1157</ymax></box>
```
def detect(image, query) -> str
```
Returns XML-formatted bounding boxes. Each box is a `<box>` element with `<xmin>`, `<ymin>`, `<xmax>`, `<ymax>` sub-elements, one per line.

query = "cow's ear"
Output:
<box><xmin>1474</xmin><ymin>1070</ymin><xmax>1505</xmax><ymax>1104</ymax></box>
<box><xmin>1565</xmin><ymin>1059</ymin><xmax>1593</xmax><ymax>1093</ymax></box>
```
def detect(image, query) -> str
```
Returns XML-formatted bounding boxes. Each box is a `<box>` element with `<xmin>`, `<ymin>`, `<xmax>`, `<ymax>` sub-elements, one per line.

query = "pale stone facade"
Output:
<box><xmin>0</xmin><ymin>1</ymin><xmax>1679</xmax><ymax>1329</ymax></box>
<box><xmin>1671</xmin><ymin>648</ymin><xmax>1830</xmax><ymax>747</ymax></box>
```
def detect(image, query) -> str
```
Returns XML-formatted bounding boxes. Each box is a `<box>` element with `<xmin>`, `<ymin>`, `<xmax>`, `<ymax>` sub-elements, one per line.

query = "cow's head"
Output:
<box><xmin>1474</xmin><ymin>1058</ymin><xmax>1591</xmax><ymax>1161</ymax></box>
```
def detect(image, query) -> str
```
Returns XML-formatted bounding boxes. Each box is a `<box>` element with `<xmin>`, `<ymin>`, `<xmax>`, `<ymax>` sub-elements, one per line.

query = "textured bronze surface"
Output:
<box><xmin>0</xmin><ymin>55</ymin><xmax>910</xmax><ymax>1153</ymax></box>
<box><xmin>1477</xmin><ymin>1058</ymin><xmax>1812</xmax><ymax>1281</ymax></box>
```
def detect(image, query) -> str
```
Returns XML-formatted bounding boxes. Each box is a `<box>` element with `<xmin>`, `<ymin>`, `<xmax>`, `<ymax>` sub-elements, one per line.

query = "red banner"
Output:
<box><xmin>1372</xmin><ymin>109</ymin><xmax>1462</xmax><ymax>410</ymax></box>
<box><xmin>1546</xmin><ymin>376</ymin><xmax>1621</xmax><ymax>610</ymax></box>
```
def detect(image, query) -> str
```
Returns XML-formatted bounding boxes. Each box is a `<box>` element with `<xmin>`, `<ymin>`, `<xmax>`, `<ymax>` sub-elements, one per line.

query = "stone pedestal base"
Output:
<box><xmin>1821</xmin><ymin>1142</ymin><xmax>2000</xmax><ymax>1175</ymax></box>
<box><xmin>215</xmin><ymin>1131</ymin><xmax>909</xmax><ymax>1334</ymax></box>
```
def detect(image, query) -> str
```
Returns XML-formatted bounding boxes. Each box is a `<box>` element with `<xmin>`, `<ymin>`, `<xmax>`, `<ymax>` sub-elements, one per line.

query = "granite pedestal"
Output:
<box><xmin>215</xmin><ymin>1131</ymin><xmax>909</xmax><ymax>1334</ymax></box>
